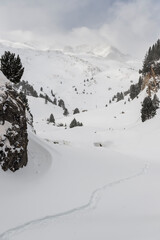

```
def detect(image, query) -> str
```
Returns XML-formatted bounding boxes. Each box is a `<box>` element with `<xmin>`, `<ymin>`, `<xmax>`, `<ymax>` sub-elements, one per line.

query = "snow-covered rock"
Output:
<box><xmin>0</xmin><ymin>72</ymin><xmax>28</xmax><ymax>171</ymax></box>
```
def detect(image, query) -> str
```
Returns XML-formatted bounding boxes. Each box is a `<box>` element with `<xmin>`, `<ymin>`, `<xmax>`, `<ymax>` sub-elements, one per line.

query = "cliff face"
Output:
<box><xmin>0</xmin><ymin>72</ymin><xmax>28</xmax><ymax>172</ymax></box>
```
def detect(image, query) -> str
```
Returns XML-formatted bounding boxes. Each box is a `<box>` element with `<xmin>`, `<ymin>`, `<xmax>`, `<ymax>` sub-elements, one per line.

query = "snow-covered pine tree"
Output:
<box><xmin>0</xmin><ymin>51</ymin><xmax>24</xmax><ymax>84</ymax></box>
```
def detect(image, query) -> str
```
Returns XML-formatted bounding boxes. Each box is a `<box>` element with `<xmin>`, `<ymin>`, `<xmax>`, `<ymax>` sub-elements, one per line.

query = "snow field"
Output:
<box><xmin>1</xmin><ymin>41</ymin><xmax>160</xmax><ymax>240</ymax></box>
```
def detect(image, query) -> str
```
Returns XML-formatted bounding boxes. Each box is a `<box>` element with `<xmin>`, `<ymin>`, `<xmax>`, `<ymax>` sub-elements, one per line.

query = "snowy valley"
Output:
<box><xmin>0</xmin><ymin>40</ymin><xmax>160</xmax><ymax>240</ymax></box>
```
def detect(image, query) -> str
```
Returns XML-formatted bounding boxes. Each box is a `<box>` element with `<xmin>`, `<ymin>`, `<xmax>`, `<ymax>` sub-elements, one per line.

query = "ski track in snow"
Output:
<box><xmin>0</xmin><ymin>160</ymin><xmax>149</xmax><ymax>240</ymax></box>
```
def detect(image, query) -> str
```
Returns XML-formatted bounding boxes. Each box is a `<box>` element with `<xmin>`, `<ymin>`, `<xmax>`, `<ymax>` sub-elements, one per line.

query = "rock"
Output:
<box><xmin>0</xmin><ymin>72</ymin><xmax>28</xmax><ymax>172</ymax></box>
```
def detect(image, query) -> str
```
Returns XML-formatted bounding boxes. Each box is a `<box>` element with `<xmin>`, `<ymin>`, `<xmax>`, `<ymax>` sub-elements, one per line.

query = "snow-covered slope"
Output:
<box><xmin>63</xmin><ymin>44</ymin><xmax>129</xmax><ymax>60</ymax></box>
<box><xmin>1</xmin><ymin>90</ymin><xmax>160</xmax><ymax>240</ymax></box>
<box><xmin>1</xmin><ymin>40</ymin><xmax>160</xmax><ymax>240</ymax></box>
<box><xmin>0</xmin><ymin>40</ymin><xmax>140</xmax><ymax>113</ymax></box>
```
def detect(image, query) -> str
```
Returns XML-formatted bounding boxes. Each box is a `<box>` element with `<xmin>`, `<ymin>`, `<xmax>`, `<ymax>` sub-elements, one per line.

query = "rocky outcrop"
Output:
<box><xmin>0</xmin><ymin>73</ymin><xmax>28</xmax><ymax>172</ymax></box>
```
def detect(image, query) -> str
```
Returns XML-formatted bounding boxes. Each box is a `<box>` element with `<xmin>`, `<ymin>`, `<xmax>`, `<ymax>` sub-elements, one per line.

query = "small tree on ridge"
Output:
<box><xmin>0</xmin><ymin>51</ymin><xmax>24</xmax><ymax>84</ymax></box>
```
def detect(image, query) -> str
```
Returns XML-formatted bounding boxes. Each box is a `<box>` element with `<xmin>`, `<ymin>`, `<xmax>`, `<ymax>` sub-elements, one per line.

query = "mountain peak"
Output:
<box><xmin>62</xmin><ymin>44</ymin><xmax>128</xmax><ymax>61</ymax></box>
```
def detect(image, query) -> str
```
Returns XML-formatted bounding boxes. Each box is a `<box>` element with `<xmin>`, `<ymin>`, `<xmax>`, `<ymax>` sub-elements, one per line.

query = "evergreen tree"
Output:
<box><xmin>0</xmin><ymin>51</ymin><xmax>24</xmax><ymax>83</ymax></box>
<box><xmin>116</xmin><ymin>92</ymin><xmax>124</xmax><ymax>102</ymax></box>
<box><xmin>138</xmin><ymin>76</ymin><xmax>143</xmax><ymax>89</ymax></box>
<box><xmin>130</xmin><ymin>83</ymin><xmax>141</xmax><ymax>100</ymax></box>
<box><xmin>48</xmin><ymin>114</ymin><xmax>55</xmax><ymax>124</ymax></box>
<box><xmin>58</xmin><ymin>99</ymin><xmax>65</xmax><ymax>109</ymax></box>
<box><xmin>53</xmin><ymin>97</ymin><xmax>57</xmax><ymax>105</ymax></box>
<box><xmin>70</xmin><ymin>118</ymin><xmax>83</xmax><ymax>128</ymax></box>
<box><xmin>73</xmin><ymin>108</ymin><xmax>80</xmax><ymax>114</ymax></box>
<box><xmin>141</xmin><ymin>96</ymin><xmax>156</xmax><ymax>122</ymax></box>
<box><xmin>142</xmin><ymin>39</ymin><xmax>160</xmax><ymax>75</ymax></box>
<box><xmin>45</xmin><ymin>95</ymin><xmax>48</xmax><ymax>104</ymax></box>
<box><xmin>51</xmin><ymin>89</ymin><xmax>55</xmax><ymax>97</ymax></box>
<box><xmin>63</xmin><ymin>108</ymin><xmax>69</xmax><ymax>116</ymax></box>
<box><xmin>15</xmin><ymin>80</ymin><xmax>38</xmax><ymax>97</ymax></box>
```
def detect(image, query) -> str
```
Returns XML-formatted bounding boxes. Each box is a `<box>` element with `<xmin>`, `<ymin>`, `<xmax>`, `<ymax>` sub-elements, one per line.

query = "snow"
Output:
<box><xmin>0</xmin><ymin>41</ymin><xmax>140</xmax><ymax>111</ymax></box>
<box><xmin>0</xmin><ymin>130</ymin><xmax>149</xmax><ymax>240</ymax></box>
<box><xmin>1</xmin><ymin>93</ymin><xmax>160</xmax><ymax>240</ymax></box>
<box><xmin>0</xmin><ymin>71</ymin><xmax>9</xmax><ymax>88</ymax></box>
<box><xmin>0</xmin><ymin>121</ymin><xmax>12</xmax><ymax>136</ymax></box>
<box><xmin>0</xmin><ymin>40</ymin><xmax>160</xmax><ymax>240</ymax></box>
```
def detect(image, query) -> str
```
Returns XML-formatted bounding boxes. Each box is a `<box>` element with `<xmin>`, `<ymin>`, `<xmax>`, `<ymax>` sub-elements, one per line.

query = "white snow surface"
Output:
<box><xmin>0</xmin><ymin>71</ymin><xmax>9</xmax><ymax>88</ymax></box>
<box><xmin>0</xmin><ymin>41</ymin><xmax>140</xmax><ymax>112</ymax></box>
<box><xmin>0</xmin><ymin>40</ymin><xmax>160</xmax><ymax>240</ymax></box>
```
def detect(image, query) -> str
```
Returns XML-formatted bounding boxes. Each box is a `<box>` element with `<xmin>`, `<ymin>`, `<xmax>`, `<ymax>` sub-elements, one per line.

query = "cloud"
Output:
<box><xmin>0</xmin><ymin>0</ymin><xmax>159</xmax><ymax>58</ymax></box>
<box><xmin>103</xmin><ymin>0</ymin><xmax>160</xmax><ymax>57</ymax></box>
<box><xmin>0</xmin><ymin>0</ymin><xmax>91</xmax><ymax>32</ymax></box>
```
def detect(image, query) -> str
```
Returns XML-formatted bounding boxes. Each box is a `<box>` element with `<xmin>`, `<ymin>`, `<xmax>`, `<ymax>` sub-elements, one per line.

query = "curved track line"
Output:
<box><xmin>0</xmin><ymin>161</ymin><xmax>149</xmax><ymax>240</ymax></box>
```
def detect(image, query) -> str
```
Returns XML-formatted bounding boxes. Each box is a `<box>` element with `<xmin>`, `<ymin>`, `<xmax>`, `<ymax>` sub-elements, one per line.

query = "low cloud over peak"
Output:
<box><xmin>0</xmin><ymin>0</ymin><xmax>159</xmax><ymax>58</ymax></box>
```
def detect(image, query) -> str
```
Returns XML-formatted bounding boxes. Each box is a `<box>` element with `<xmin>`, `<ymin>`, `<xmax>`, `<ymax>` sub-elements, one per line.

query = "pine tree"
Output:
<box><xmin>116</xmin><ymin>92</ymin><xmax>124</xmax><ymax>102</ymax></box>
<box><xmin>130</xmin><ymin>84</ymin><xmax>141</xmax><ymax>100</ymax></box>
<box><xmin>58</xmin><ymin>99</ymin><xmax>65</xmax><ymax>109</ymax></box>
<box><xmin>53</xmin><ymin>97</ymin><xmax>57</xmax><ymax>105</ymax></box>
<box><xmin>51</xmin><ymin>89</ymin><xmax>55</xmax><ymax>97</ymax></box>
<box><xmin>70</xmin><ymin>118</ymin><xmax>83</xmax><ymax>128</ymax></box>
<box><xmin>48</xmin><ymin>114</ymin><xmax>55</xmax><ymax>124</ymax></box>
<box><xmin>45</xmin><ymin>95</ymin><xmax>48</xmax><ymax>104</ymax></box>
<box><xmin>142</xmin><ymin>39</ymin><xmax>160</xmax><ymax>75</ymax></box>
<box><xmin>63</xmin><ymin>108</ymin><xmax>69</xmax><ymax>116</ymax></box>
<box><xmin>0</xmin><ymin>51</ymin><xmax>24</xmax><ymax>83</ymax></box>
<box><xmin>141</xmin><ymin>96</ymin><xmax>156</xmax><ymax>122</ymax></box>
<box><xmin>73</xmin><ymin>108</ymin><xmax>80</xmax><ymax>114</ymax></box>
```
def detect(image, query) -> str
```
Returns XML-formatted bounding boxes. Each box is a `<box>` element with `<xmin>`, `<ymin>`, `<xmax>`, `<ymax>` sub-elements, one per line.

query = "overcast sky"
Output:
<box><xmin>0</xmin><ymin>0</ymin><xmax>160</xmax><ymax>58</ymax></box>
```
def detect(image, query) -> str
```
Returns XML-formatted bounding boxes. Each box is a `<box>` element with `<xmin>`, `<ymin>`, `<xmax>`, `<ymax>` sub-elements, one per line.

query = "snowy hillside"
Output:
<box><xmin>1</xmin><ymin>40</ymin><xmax>160</xmax><ymax>240</ymax></box>
<box><xmin>1</xmin><ymin>87</ymin><xmax>160</xmax><ymax>240</ymax></box>
<box><xmin>0</xmin><ymin>41</ymin><xmax>140</xmax><ymax>113</ymax></box>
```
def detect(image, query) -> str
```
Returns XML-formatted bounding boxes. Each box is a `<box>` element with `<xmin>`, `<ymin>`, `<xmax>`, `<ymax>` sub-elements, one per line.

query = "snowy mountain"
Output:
<box><xmin>0</xmin><ymin>40</ymin><xmax>140</xmax><ymax>112</ymax></box>
<box><xmin>1</xmin><ymin>39</ymin><xmax>160</xmax><ymax>240</ymax></box>
<box><xmin>63</xmin><ymin>44</ymin><xmax>129</xmax><ymax>60</ymax></box>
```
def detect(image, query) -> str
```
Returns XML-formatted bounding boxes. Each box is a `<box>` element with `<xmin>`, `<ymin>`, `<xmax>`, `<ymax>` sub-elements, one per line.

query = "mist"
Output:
<box><xmin>0</xmin><ymin>0</ymin><xmax>160</xmax><ymax>58</ymax></box>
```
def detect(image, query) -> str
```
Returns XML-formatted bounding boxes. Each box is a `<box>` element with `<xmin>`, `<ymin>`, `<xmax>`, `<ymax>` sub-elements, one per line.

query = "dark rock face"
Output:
<box><xmin>0</xmin><ymin>82</ymin><xmax>28</xmax><ymax>172</ymax></box>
